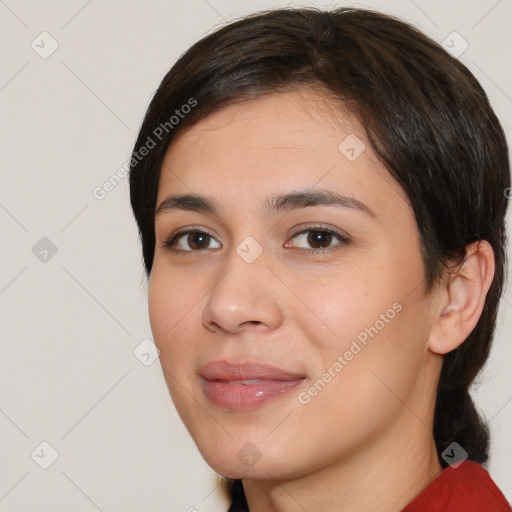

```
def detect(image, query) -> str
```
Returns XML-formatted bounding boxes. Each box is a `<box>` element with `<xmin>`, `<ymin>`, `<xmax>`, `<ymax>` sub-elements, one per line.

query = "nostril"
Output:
<box><xmin>244</xmin><ymin>321</ymin><xmax>262</xmax><ymax>326</ymax></box>
<box><xmin>205</xmin><ymin>322</ymin><xmax>219</xmax><ymax>333</ymax></box>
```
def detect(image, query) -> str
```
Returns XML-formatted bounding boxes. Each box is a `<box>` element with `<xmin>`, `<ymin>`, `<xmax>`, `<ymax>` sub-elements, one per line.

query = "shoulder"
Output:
<box><xmin>402</xmin><ymin>460</ymin><xmax>511</xmax><ymax>511</ymax></box>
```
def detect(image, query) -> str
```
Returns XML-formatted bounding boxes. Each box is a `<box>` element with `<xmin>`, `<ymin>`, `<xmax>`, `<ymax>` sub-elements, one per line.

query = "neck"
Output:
<box><xmin>242</xmin><ymin>412</ymin><xmax>443</xmax><ymax>512</ymax></box>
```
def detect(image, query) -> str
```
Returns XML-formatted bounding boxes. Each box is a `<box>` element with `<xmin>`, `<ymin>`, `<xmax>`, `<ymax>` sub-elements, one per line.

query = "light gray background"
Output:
<box><xmin>1</xmin><ymin>0</ymin><xmax>511</xmax><ymax>511</ymax></box>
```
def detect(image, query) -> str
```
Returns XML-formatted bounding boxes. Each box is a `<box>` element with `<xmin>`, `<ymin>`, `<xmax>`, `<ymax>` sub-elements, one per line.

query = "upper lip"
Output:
<box><xmin>200</xmin><ymin>360</ymin><xmax>306</xmax><ymax>381</ymax></box>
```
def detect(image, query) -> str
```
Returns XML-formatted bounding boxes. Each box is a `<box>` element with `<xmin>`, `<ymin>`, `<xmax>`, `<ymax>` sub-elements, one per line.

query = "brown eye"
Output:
<box><xmin>306</xmin><ymin>231</ymin><xmax>334</xmax><ymax>249</ymax></box>
<box><xmin>186</xmin><ymin>232</ymin><xmax>211</xmax><ymax>250</ymax></box>
<box><xmin>286</xmin><ymin>226</ymin><xmax>349</xmax><ymax>253</ymax></box>
<box><xmin>164</xmin><ymin>230</ymin><xmax>221</xmax><ymax>252</ymax></box>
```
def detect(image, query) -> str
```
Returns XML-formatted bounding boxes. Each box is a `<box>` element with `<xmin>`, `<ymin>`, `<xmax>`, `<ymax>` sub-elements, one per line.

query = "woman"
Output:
<box><xmin>128</xmin><ymin>7</ymin><xmax>511</xmax><ymax>511</ymax></box>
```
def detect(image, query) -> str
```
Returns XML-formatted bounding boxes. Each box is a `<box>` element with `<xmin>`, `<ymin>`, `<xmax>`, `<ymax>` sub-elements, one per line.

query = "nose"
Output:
<box><xmin>201</xmin><ymin>248</ymin><xmax>285</xmax><ymax>335</ymax></box>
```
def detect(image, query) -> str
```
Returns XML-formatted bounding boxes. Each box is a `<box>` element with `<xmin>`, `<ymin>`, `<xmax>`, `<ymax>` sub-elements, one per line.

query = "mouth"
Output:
<box><xmin>200</xmin><ymin>360</ymin><xmax>307</xmax><ymax>409</ymax></box>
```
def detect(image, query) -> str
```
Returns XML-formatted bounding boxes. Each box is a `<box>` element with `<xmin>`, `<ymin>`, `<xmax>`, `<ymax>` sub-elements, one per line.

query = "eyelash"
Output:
<box><xmin>160</xmin><ymin>224</ymin><xmax>350</xmax><ymax>255</ymax></box>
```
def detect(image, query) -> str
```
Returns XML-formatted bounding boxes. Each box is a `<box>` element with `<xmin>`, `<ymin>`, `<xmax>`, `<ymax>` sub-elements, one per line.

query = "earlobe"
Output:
<box><xmin>428</xmin><ymin>240</ymin><xmax>495</xmax><ymax>355</ymax></box>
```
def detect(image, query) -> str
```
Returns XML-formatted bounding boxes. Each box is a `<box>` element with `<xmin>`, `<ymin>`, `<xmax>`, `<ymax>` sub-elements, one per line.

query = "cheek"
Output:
<box><xmin>311</xmin><ymin>237</ymin><xmax>426</xmax><ymax>357</ymax></box>
<box><xmin>293</xmin><ymin>301</ymin><xmax>425</xmax><ymax>451</ymax></box>
<box><xmin>294</xmin><ymin>260</ymin><xmax>427</xmax><ymax>405</ymax></box>
<box><xmin>147</xmin><ymin>268</ymin><xmax>203</xmax><ymax>421</ymax></box>
<box><xmin>294</xmin><ymin>268</ymin><xmax>389</xmax><ymax>354</ymax></box>
<box><xmin>147</xmin><ymin>267</ymin><xmax>199</xmax><ymax>367</ymax></box>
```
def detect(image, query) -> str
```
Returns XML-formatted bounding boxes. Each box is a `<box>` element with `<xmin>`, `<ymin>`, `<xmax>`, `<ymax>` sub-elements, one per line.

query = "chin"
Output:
<box><xmin>196</xmin><ymin>440</ymin><xmax>305</xmax><ymax>482</ymax></box>
<box><xmin>200</xmin><ymin>452</ymin><xmax>261</xmax><ymax>480</ymax></box>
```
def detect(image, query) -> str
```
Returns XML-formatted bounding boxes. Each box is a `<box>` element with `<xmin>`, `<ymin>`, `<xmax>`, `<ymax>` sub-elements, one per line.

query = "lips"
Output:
<box><xmin>200</xmin><ymin>360</ymin><xmax>306</xmax><ymax>409</ymax></box>
<box><xmin>200</xmin><ymin>360</ymin><xmax>306</xmax><ymax>381</ymax></box>
<box><xmin>221</xmin><ymin>378</ymin><xmax>271</xmax><ymax>385</ymax></box>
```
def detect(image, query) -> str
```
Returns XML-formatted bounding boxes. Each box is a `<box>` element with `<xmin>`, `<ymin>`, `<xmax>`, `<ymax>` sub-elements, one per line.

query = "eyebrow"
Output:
<box><xmin>155</xmin><ymin>188</ymin><xmax>376</xmax><ymax>219</ymax></box>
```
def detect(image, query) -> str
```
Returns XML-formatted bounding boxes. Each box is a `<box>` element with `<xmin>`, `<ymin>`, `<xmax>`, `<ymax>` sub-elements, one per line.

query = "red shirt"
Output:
<box><xmin>402</xmin><ymin>460</ymin><xmax>511</xmax><ymax>511</ymax></box>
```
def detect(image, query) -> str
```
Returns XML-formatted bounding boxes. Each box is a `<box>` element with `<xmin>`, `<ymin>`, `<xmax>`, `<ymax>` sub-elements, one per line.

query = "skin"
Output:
<box><xmin>148</xmin><ymin>88</ymin><xmax>495</xmax><ymax>512</ymax></box>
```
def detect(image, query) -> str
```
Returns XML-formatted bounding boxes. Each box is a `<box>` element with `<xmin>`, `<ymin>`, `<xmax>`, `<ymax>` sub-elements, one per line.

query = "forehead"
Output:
<box><xmin>157</xmin><ymin>88</ymin><xmax>409</xmax><ymax>216</ymax></box>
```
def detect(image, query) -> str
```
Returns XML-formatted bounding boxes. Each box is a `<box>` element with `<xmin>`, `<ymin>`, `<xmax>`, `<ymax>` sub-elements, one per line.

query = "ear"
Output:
<box><xmin>428</xmin><ymin>240</ymin><xmax>495</xmax><ymax>355</ymax></box>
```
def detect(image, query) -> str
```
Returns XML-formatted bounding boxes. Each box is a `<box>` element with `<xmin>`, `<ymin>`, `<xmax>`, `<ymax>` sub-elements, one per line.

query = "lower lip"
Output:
<box><xmin>202</xmin><ymin>378</ymin><xmax>305</xmax><ymax>409</ymax></box>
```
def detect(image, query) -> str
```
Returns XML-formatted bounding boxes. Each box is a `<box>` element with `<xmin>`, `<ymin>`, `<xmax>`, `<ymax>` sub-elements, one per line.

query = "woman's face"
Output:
<box><xmin>149</xmin><ymin>88</ymin><xmax>440</xmax><ymax>480</ymax></box>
